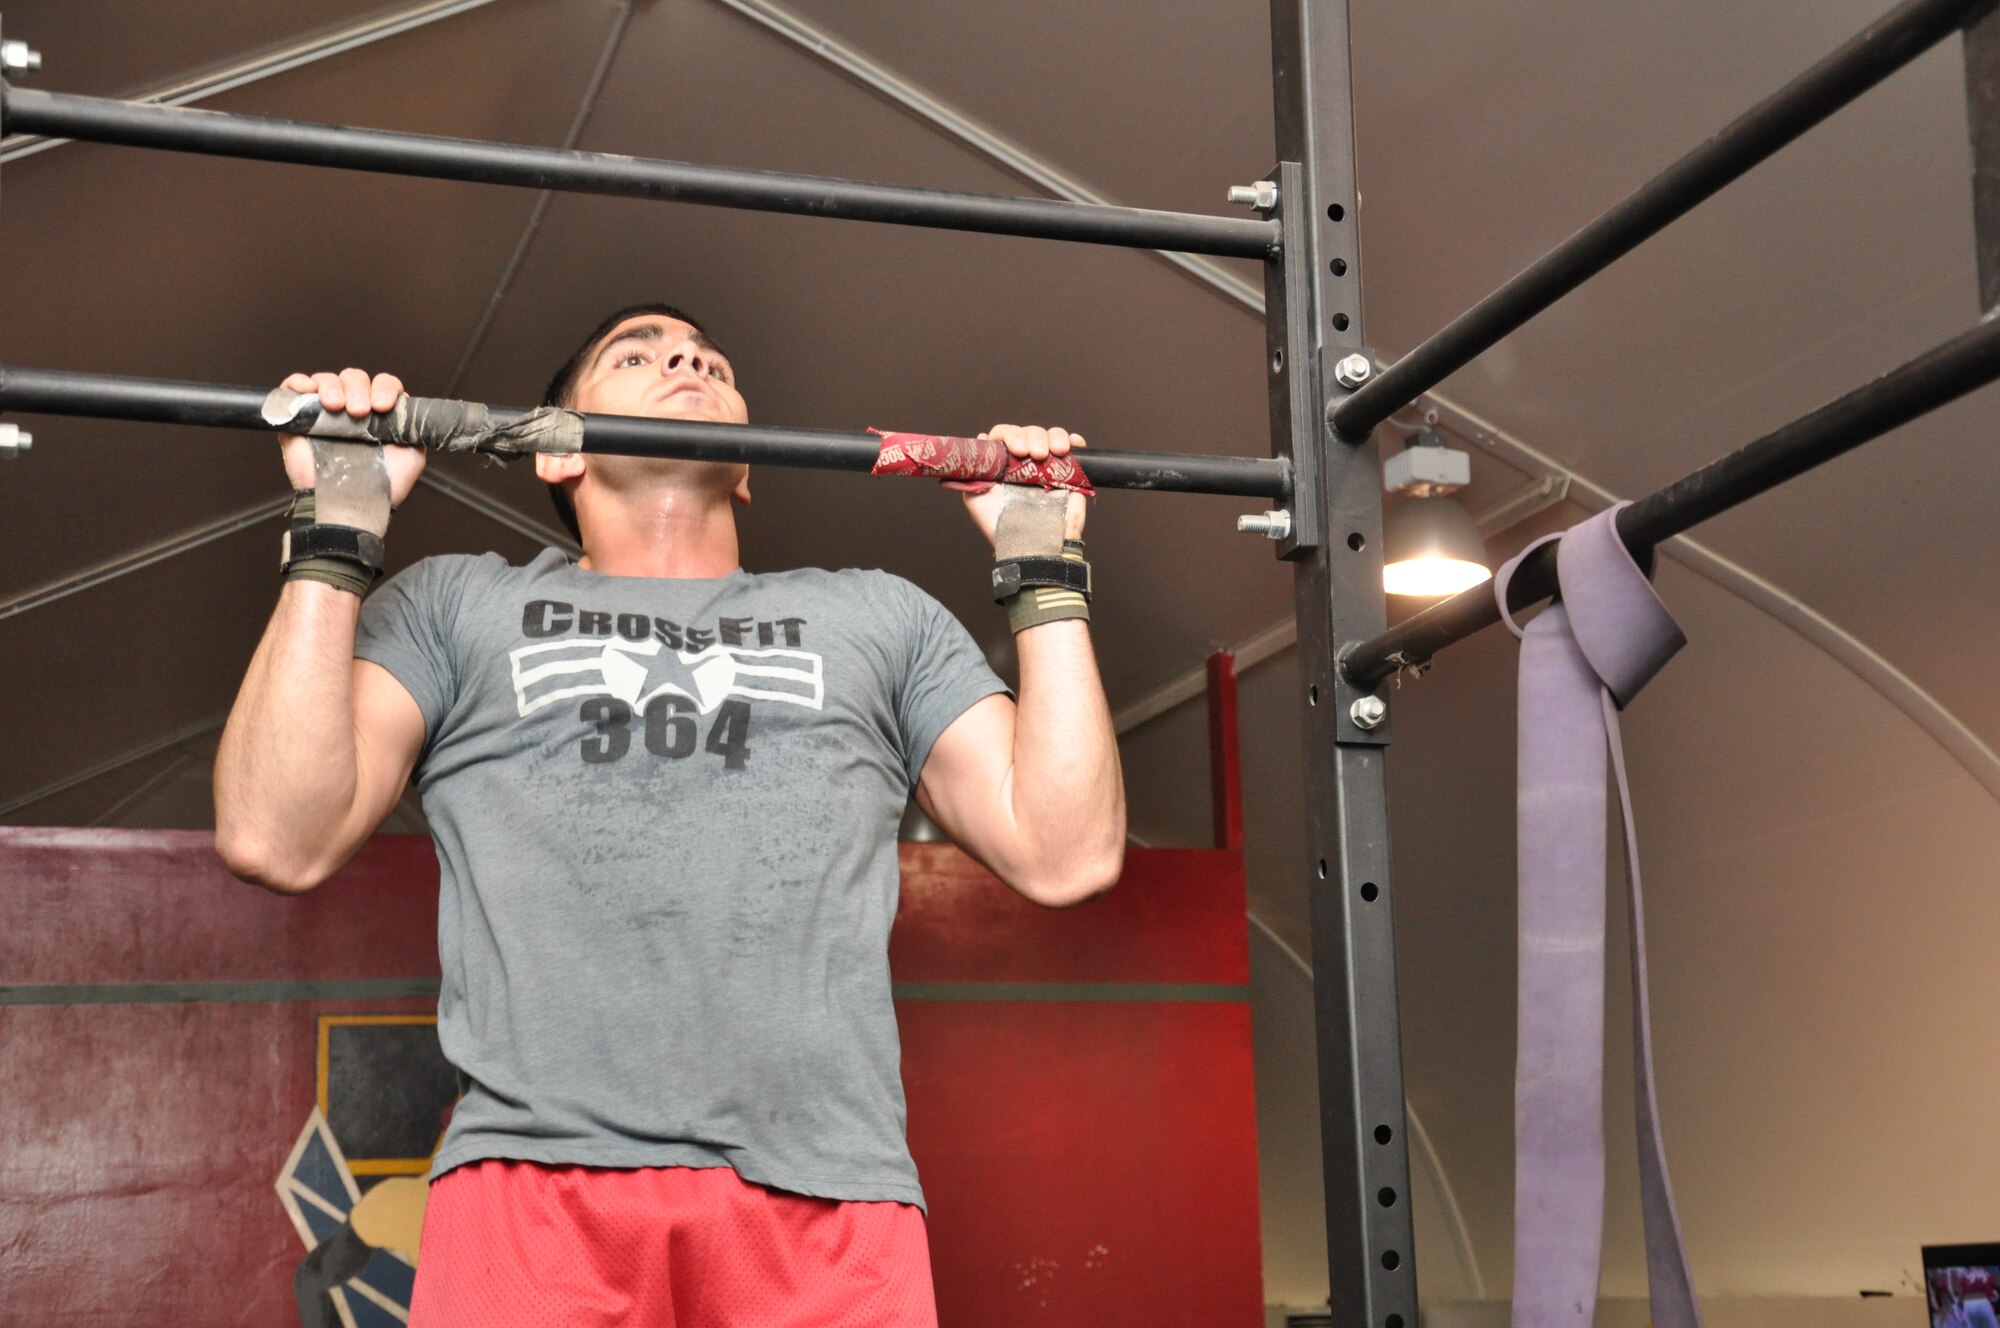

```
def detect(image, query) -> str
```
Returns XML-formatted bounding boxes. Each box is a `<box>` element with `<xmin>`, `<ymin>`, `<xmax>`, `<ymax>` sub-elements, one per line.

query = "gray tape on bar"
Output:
<box><xmin>261</xmin><ymin>388</ymin><xmax>585</xmax><ymax>456</ymax></box>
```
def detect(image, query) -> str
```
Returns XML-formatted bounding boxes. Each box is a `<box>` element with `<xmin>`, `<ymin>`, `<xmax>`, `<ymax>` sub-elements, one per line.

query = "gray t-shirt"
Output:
<box><xmin>354</xmin><ymin>548</ymin><xmax>1006</xmax><ymax>1208</ymax></box>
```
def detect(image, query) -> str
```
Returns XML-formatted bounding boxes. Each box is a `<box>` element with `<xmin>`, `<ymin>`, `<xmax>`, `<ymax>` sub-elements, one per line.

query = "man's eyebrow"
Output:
<box><xmin>596</xmin><ymin>323</ymin><xmax>727</xmax><ymax>363</ymax></box>
<box><xmin>595</xmin><ymin>324</ymin><xmax>663</xmax><ymax>362</ymax></box>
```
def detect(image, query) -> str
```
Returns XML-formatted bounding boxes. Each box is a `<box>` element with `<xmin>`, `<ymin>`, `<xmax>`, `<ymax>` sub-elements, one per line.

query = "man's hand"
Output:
<box><xmin>959</xmin><ymin>424</ymin><xmax>1088</xmax><ymax>547</ymax></box>
<box><xmin>277</xmin><ymin>368</ymin><xmax>426</xmax><ymax>504</ymax></box>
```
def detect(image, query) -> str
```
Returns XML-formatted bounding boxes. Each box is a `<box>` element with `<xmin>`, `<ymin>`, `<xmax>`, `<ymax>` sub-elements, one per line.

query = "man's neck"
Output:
<box><xmin>576</xmin><ymin>489</ymin><xmax>742</xmax><ymax>579</ymax></box>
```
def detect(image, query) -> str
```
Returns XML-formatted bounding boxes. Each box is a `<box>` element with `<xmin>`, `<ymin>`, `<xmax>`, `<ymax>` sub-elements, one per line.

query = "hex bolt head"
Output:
<box><xmin>1226</xmin><ymin>181</ymin><xmax>1279</xmax><ymax>211</ymax></box>
<box><xmin>1349</xmin><ymin>694</ymin><xmax>1387</xmax><ymax>730</ymax></box>
<box><xmin>1</xmin><ymin>40</ymin><xmax>42</xmax><ymax>75</ymax></box>
<box><xmin>1334</xmin><ymin>353</ymin><xmax>1373</xmax><ymax>389</ymax></box>
<box><xmin>0</xmin><ymin>423</ymin><xmax>32</xmax><ymax>456</ymax></box>
<box><xmin>1236</xmin><ymin>509</ymin><xmax>1293</xmax><ymax>541</ymax></box>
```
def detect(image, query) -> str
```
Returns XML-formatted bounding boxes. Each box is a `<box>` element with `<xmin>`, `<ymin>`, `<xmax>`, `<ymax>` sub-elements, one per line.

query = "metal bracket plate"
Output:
<box><xmin>1325</xmin><ymin>347</ymin><xmax>1389</xmax><ymax>748</ymax></box>
<box><xmin>1</xmin><ymin>12</ymin><xmax>8</xmax><ymax>224</ymax></box>
<box><xmin>1263</xmin><ymin>161</ymin><xmax>1321</xmax><ymax>556</ymax></box>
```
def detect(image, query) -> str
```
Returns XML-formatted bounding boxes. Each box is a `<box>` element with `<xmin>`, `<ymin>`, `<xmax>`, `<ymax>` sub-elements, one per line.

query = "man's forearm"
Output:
<box><xmin>213</xmin><ymin>581</ymin><xmax>366</xmax><ymax>891</ymax></box>
<box><xmin>1007</xmin><ymin>619</ymin><xmax>1126</xmax><ymax>901</ymax></box>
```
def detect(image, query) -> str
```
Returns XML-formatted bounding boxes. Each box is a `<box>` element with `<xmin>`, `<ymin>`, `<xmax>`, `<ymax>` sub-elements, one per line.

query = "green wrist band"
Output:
<box><xmin>1005</xmin><ymin>584</ymin><xmax>1091</xmax><ymax>632</ymax></box>
<box><xmin>284</xmin><ymin>559</ymin><xmax>376</xmax><ymax>596</ymax></box>
<box><xmin>281</xmin><ymin>489</ymin><xmax>381</xmax><ymax>597</ymax></box>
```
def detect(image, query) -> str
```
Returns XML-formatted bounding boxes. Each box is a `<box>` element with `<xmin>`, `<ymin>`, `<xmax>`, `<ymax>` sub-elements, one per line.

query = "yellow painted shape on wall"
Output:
<box><xmin>351</xmin><ymin>1176</ymin><xmax>429</xmax><ymax>1261</ymax></box>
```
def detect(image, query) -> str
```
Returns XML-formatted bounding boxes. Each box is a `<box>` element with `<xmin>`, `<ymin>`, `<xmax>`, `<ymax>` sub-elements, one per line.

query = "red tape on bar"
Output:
<box><xmin>868</xmin><ymin>429</ymin><xmax>1096</xmax><ymax>496</ymax></box>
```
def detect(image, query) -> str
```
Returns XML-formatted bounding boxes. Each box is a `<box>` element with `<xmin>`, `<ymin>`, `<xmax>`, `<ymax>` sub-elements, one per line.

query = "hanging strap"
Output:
<box><xmin>1496</xmin><ymin>503</ymin><xmax>1699</xmax><ymax>1328</ymax></box>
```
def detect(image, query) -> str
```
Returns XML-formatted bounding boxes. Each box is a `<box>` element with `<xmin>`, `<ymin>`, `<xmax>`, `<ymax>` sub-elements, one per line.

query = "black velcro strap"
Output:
<box><xmin>992</xmin><ymin>555</ymin><xmax>1091</xmax><ymax>603</ymax></box>
<box><xmin>283</xmin><ymin>523</ymin><xmax>386</xmax><ymax>576</ymax></box>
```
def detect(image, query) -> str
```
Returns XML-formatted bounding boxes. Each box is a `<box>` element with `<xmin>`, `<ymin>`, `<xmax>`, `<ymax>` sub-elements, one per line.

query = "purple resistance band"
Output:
<box><xmin>1495</xmin><ymin>504</ymin><xmax>1701</xmax><ymax>1328</ymax></box>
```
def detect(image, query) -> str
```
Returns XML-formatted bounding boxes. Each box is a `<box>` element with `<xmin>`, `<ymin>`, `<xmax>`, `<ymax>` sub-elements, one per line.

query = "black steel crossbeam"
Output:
<box><xmin>1342</xmin><ymin>313</ymin><xmax>2000</xmax><ymax>686</ymax></box>
<box><xmin>1329</xmin><ymin>0</ymin><xmax>1988</xmax><ymax>441</ymax></box>
<box><xmin>0</xmin><ymin>364</ymin><xmax>1291</xmax><ymax>499</ymax></box>
<box><xmin>0</xmin><ymin>85</ymin><xmax>1279</xmax><ymax>259</ymax></box>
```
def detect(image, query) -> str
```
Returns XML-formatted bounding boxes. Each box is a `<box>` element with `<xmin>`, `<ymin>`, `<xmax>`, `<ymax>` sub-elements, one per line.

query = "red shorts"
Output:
<box><xmin>407</xmin><ymin>1160</ymin><xmax>937</xmax><ymax>1327</ymax></box>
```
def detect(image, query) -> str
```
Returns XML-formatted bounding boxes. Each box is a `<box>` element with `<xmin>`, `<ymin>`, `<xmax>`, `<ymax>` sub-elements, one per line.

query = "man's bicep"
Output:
<box><xmin>350</xmin><ymin>658</ymin><xmax>427</xmax><ymax>836</ymax></box>
<box><xmin>914</xmin><ymin>692</ymin><xmax>1017</xmax><ymax>866</ymax></box>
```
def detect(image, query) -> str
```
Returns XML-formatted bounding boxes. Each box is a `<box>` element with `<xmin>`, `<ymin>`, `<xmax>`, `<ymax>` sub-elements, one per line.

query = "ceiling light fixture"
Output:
<box><xmin>1382</xmin><ymin>429</ymin><xmax>1491</xmax><ymax>598</ymax></box>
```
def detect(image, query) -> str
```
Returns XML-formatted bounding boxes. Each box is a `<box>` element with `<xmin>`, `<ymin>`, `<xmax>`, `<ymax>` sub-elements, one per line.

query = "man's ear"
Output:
<box><xmin>732</xmin><ymin>467</ymin><xmax>752</xmax><ymax>506</ymax></box>
<box><xmin>534</xmin><ymin>451</ymin><xmax>586</xmax><ymax>485</ymax></box>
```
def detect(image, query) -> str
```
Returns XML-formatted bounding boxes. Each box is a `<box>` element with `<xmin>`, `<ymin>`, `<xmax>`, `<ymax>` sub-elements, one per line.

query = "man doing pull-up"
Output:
<box><xmin>213</xmin><ymin>304</ymin><xmax>1126</xmax><ymax>1326</ymax></box>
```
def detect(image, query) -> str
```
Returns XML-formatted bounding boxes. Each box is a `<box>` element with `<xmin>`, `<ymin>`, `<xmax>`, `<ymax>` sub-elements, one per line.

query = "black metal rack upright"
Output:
<box><xmin>8</xmin><ymin>0</ymin><xmax>2000</xmax><ymax>1317</ymax></box>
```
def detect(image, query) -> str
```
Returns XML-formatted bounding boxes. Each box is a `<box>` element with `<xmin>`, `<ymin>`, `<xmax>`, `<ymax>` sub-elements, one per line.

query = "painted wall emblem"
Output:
<box><xmin>275</xmin><ymin>1015</ymin><xmax>457</xmax><ymax>1327</ymax></box>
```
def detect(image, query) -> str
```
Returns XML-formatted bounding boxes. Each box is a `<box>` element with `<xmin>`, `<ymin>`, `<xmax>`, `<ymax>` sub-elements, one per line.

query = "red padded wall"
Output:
<box><xmin>0</xmin><ymin>828</ymin><xmax>1259</xmax><ymax>1326</ymax></box>
<box><xmin>1</xmin><ymin>829</ymin><xmax>439</xmax><ymax>1326</ymax></box>
<box><xmin>894</xmin><ymin>844</ymin><xmax>1261</xmax><ymax>1327</ymax></box>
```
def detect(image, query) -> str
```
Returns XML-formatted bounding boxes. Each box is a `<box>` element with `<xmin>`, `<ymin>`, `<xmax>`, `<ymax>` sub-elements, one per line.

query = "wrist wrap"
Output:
<box><xmin>281</xmin><ymin>489</ymin><xmax>384</xmax><ymax>596</ymax></box>
<box><xmin>280</xmin><ymin>434</ymin><xmax>394</xmax><ymax>596</ymax></box>
<box><xmin>991</xmin><ymin>489</ymin><xmax>1090</xmax><ymax>632</ymax></box>
<box><xmin>1003</xmin><ymin>540</ymin><xmax>1091</xmax><ymax>633</ymax></box>
<box><xmin>992</xmin><ymin>554</ymin><xmax>1091</xmax><ymax>602</ymax></box>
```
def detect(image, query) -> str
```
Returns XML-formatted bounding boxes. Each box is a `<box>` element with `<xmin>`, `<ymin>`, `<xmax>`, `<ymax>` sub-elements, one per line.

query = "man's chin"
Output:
<box><xmin>643</xmin><ymin>397</ymin><xmax>738</xmax><ymax>424</ymax></box>
<box><xmin>597</xmin><ymin>453</ymin><xmax>747</xmax><ymax>492</ymax></box>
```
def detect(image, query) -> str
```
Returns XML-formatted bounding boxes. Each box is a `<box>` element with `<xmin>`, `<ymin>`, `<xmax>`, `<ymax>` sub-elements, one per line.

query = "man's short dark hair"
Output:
<box><xmin>540</xmin><ymin>303</ymin><xmax>725</xmax><ymax>544</ymax></box>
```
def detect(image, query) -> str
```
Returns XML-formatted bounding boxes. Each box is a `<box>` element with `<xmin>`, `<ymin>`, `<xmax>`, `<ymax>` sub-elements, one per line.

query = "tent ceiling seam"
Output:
<box><xmin>1437</xmin><ymin>391</ymin><xmax>2000</xmax><ymax>808</ymax></box>
<box><xmin>87</xmin><ymin>750</ymin><xmax>194</xmax><ymax>828</ymax></box>
<box><xmin>441</xmin><ymin>0</ymin><xmax>636</xmax><ymax>396</ymax></box>
<box><xmin>0</xmin><ymin>713</ymin><xmax>227</xmax><ymax>819</ymax></box>
<box><xmin>1113</xmin><ymin>388</ymin><xmax>2000</xmax><ymax>808</ymax></box>
<box><xmin>418</xmin><ymin>469</ymin><xmax>580</xmax><ymax>555</ymax></box>
<box><xmin>0</xmin><ymin>495</ymin><xmax>291</xmax><ymax>625</ymax></box>
<box><xmin>705</xmin><ymin>0</ymin><xmax>1264</xmax><ymax>315</ymax></box>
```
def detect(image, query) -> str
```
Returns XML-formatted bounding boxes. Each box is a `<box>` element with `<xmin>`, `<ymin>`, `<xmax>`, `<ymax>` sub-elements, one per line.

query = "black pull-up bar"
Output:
<box><xmin>1341</xmin><ymin>311</ymin><xmax>2000</xmax><ymax>686</ymax></box>
<box><xmin>1330</xmin><ymin>0</ymin><xmax>1987</xmax><ymax>443</ymax></box>
<box><xmin>0</xmin><ymin>364</ymin><xmax>1293</xmax><ymax>500</ymax></box>
<box><xmin>0</xmin><ymin>85</ymin><xmax>1279</xmax><ymax>261</ymax></box>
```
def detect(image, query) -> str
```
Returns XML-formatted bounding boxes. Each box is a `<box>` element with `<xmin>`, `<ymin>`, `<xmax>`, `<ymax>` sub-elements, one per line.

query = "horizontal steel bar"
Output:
<box><xmin>0</xmin><ymin>365</ymin><xmax>1292</xmax><ymax>499</ymax></box>
<box><xmin>1330</xmin><ymin>0</ymin><xmax>1987</xmax><ymax>440</ymax></box>
<box><xmin>1342</xmin><ymin>312</ymin><xmax>2000</xmax><ymax>685</ymax></box>
<box><xmin>0</xmin><ymin>85</ymin><xmax>1279</xmax><ymax>259</ymax></box>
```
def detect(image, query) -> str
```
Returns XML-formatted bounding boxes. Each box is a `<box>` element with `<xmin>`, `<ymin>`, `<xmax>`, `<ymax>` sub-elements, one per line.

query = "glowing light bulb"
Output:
<box><xmin>1382</xmin><ymin>494</ymin><xmax>1491</xmax><ymax>598</ymax></box>
<box><xmin>1383</xmin><ymin>556</ymin><xmax>1492</xmax><ymax>597</ymax></box>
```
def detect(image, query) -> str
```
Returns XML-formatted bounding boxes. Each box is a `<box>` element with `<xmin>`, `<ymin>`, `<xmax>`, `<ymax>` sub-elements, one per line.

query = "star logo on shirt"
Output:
<box><xmin>508</xmin><ymin>636</ymin><xmax>823</xmax><ymax>717</ymax></box>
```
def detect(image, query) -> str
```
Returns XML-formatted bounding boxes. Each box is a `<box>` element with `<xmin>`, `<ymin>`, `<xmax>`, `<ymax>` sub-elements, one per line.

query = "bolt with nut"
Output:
<box><xmin>1226</xmin><ymin>181</ymin><xmax>1279</xmax><ymax>211</ymax></box>
<box><xmin>1237</xmin><ymin>510</ymin><xmax>1292</xmax><ymax>541</ymax></box>
<box><xmin>1</xmin><ymin>39</ymin><xmax>42</xmax><ymax>76</ymax></box>
<box><xmin>1349</xmin><ymin>694</ymin><xmax>1387</xmax><ymax>730</ymax></box>
<box><xmin>1334</xmin><ymin>353</ymin><xmax>1373</xmax><ymax>389</ymax></box>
